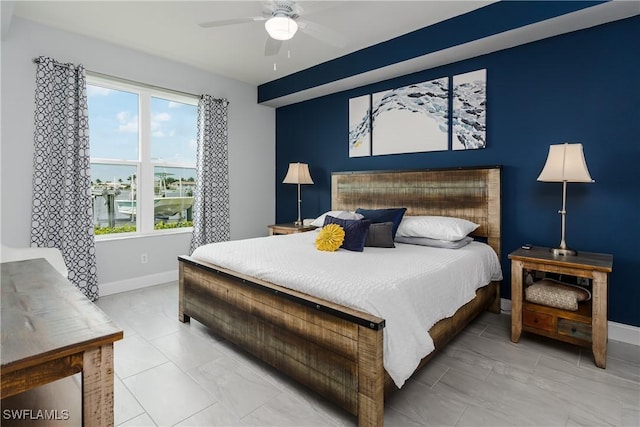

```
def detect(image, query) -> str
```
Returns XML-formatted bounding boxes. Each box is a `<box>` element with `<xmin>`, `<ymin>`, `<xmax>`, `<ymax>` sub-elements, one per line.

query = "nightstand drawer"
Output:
<box><xmin>523</xmin><ymin>309</ymin><xmax>554</xmax><ymax>332</ymax></box>
<box><xmin>558</xmin><ymin>318</ymin><xmax>592</xmax><ymax>342</ymax></box>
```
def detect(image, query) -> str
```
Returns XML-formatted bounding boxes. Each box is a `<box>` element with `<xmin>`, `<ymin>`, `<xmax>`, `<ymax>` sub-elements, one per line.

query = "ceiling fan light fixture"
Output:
<box><xmin>265</xmin><ymin>16</ymin><xmax>298</xmax><ymax>41</ymax></box>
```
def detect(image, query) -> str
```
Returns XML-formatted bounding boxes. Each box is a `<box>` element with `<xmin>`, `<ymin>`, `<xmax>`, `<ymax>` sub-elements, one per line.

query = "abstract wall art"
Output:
<box><xmin>371</xmin><ymin>78</ymin><xmax>449</xmax><ymax>156</ymax></box>
<box><xmin>348</xmin><ymin>69</ymin><xmax>487</xmax><ymax>156</ymax></box>
<box><xmin>452</xmin><ymin>69</ymin><xmax>487</xmax><ymax>150</ymax></box>
<box><xmin>348</xmin><ymin>95</ymin><xmax>371</xmax><ymax>157</ymax></box>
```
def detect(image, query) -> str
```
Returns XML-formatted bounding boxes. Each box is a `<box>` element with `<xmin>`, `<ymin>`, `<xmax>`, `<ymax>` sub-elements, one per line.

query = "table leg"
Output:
<box><xmin>591</xmin><ymin>271</ymin><xmax>608</xmax><ymax>368</ymax></box>
<box><xmin>511</xmin><ymin>260</ymin><xmax>523</xmax><ymax>342</ymax></box>
<box><xmin>82</xmin><ymin>344</ymin><xmax>115</xmax><ymax>427</ymax></box>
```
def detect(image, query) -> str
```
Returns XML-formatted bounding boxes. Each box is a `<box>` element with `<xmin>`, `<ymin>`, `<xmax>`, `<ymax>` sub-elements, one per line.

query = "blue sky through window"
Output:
<box><xmin>87</xmin><ymin>85</ymin><xmax>139</xmax><ymax>161</ymax></box>
<box><xmin>87</xmin><ymin>84</ymin><xmax>197</xmax><ymax>182</ymax></box>
<box><xmin>151</xmin><ymin>97</ymin><xmax>197</xmax><ymax>165</ymax></box>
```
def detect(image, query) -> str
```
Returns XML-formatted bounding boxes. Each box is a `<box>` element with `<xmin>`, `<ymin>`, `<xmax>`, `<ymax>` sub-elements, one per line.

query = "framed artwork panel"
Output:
<box><xmin>348</xmin><ymin>95</ymin><xmax>371</xmax><ymax>157</ymax></box>
<box><xmin>371</xmin><ymin>78</ymin><xmax>449</xmax><ymax>156</ymax></box>
<box><xmin>452</xmin><ymin>69</ymin><xmax>487</xmax><ymax>150</ymax></box>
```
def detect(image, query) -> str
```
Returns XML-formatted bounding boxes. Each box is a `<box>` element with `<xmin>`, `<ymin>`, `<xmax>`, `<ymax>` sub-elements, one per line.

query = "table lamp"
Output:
<box><xmin>537</xmin><ymin>143</ymin><xmax>594</xmax><ymax>256</ymax></box>
<box><xmin>283</xmin><ymin>162</ymin><xmax>313</xmax><ymax>226</ymax></box>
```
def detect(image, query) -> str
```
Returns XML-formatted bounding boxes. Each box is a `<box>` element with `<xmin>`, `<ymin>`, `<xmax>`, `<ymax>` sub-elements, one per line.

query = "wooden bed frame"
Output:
<box><xmin>178</xmin><ymin>166</ymin><xmax>502</xmax><ymax>426</ymax></box>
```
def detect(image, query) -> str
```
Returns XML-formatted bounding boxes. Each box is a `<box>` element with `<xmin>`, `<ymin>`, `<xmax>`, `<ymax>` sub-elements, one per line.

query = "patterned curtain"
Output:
<box><xmin>189</xmin><ymin>95</ymin><xmax>230</xmax><ymax>253</ymax></box>
<box><xmin>30</xmin><ymin>56</ymin><xmax>99</xmax><ymax>301</ymax></box>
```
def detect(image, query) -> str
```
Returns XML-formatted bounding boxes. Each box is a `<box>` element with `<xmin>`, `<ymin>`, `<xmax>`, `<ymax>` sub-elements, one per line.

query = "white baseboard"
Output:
<box><xmin>608</xmin><ymin>321</ymin><xmax>640</xmax><ymax>347</ymax></box>
<box><xmin>500</xmin><ymin>298</ymin><xmax>639</xmax><ymax>347</ymax></box>
<box><xmin>98</xmin><ymin>270</ymin><xmax>178</xmax><ymax>297</ymax></box>
<box><xmin>500</xmin><ymin>297</ymin><xmax>512</xmax><ymax>313</ymax></box>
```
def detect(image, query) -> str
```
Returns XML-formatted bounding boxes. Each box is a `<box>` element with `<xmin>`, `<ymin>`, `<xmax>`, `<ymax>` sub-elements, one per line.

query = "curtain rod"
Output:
<box><xmin>32</xmin><ymin>57</ymin><xmax>75</xmax><ymax>69</ymax></box>
<box><xmin>32</xmin><ymin>57</ymin><xmax>226</xmax><ymax>102</ymax></box>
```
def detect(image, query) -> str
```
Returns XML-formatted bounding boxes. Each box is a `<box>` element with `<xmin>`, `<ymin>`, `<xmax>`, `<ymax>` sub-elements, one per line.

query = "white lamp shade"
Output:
<box><xmin>537</xmin><ymin>143</ymin><xmax>594</xmax><ymax>183</ymax></box>
<box><xmin>265</xmin><ymin>16</ymin><xmax>298</xmax><ymax>41</ymax></box>
<box><xmin>283</xmin><ymin>162</ymin><xmax>313</xmax><ymax>185</ymax></box>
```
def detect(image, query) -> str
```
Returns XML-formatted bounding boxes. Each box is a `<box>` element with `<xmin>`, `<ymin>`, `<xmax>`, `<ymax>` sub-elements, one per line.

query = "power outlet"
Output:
<box><xmin>141</xmin><ymin>253</ymin><xmax>148</xmax><ymax>264</ymax></box>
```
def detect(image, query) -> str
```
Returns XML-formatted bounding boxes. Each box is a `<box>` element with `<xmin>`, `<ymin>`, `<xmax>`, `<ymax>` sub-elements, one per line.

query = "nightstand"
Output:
<box><xmin>268</xmin><ymin>223</ymin><xmax>316</xmax><ymax>236</ymax></box>
<box><xmin>509</xmin><ymin>246</ymin><xmax>613</xmax><ymax>368</ymax></box>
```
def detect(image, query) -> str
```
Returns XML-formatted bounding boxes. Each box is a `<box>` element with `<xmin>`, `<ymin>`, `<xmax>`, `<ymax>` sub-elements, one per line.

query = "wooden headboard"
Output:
<box><xmin>331</xmin><ymin>166</ymin><xmax>502</xmax><ymax>258</ymax></box>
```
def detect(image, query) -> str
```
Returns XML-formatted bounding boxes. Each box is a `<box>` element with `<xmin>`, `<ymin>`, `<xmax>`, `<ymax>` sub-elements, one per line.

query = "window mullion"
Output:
<box><xmin>139</xmin><ymin>91</ymin><xmax>154</xmax><ymax>234</ymax></box>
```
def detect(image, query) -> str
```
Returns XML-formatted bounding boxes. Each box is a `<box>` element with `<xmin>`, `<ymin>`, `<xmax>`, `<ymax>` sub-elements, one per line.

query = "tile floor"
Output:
<box><xmin>3</xmin><ymin>281</ymin><xmax>639</xmax><ymax>426</ymax></box>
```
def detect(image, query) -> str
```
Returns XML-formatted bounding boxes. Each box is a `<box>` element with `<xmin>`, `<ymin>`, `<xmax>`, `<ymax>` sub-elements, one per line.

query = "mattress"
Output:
<box><xmin>191</xmin><ymin>231</ymin><xmax>503</xmax><ymax>387</ymax></box>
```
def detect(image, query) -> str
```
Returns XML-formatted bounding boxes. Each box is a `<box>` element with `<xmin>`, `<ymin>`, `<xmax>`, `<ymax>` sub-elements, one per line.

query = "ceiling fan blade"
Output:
<box><xmin>199</xmin><ymin>16</ymin><xmax>266</xmax><ymax>28</ymax></box>
<box><xmin>297</xmin><ymin>19</ymin><xmax>346</xmax><ymax>49</ymax></box>
<box><xmin>265</xmin><ymin>37</ymin><xmax>282</xmax><ymax>57</ymax></box>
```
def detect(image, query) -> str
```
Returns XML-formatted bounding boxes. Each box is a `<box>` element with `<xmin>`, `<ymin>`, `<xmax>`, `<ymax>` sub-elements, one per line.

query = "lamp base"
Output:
<box><xmin>293</xmin><ymin>220</ymin><xmax>303</xmax><ymax>226</ymax></box>
<box><xmin>549</xmin><ymin>247</ymin><xmax>577</xmax><ymax>256</ymax></box>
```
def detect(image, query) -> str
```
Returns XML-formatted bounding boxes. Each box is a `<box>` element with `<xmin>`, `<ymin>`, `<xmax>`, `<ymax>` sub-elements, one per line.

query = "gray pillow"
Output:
<box><xmin>394</xmin><ymin>235</ymin><xmax>473</xmax><ymax>249</ymax></box>
<box><xmin>365</xmin><ymin>222</ymin><xmax>395</xmax><ymax>248</ymax></box>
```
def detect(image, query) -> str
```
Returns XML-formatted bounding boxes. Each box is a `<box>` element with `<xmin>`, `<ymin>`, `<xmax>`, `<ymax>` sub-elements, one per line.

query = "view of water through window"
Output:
<box><xmin>87</xmin><ymin>81</ymin><xmax>197</xmax><ymax>235</ymax></box>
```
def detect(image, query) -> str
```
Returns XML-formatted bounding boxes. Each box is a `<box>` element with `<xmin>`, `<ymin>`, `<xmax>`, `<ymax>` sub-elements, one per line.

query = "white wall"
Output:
<box><xmin>1</xmin><ymin>17</ymin><xmax>275</xmax><ymax>293</ymax></box>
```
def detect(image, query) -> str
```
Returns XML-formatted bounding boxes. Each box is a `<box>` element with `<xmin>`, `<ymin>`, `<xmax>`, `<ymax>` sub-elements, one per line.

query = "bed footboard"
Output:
<box><xmin>178</xmin><ymin>256</ymin><xmax>385</xmax><ymax>427</ymax></box>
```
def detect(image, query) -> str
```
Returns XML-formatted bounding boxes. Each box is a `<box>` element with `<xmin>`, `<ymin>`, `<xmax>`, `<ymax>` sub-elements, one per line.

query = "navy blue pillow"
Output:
<box><xmin>323</xmin><ymin>215</ymin><xmax>371</xmax><ymax>252</ymax></box>
<box><xmin>355</xmin><ymin>208</ymin><xmax>407</xmax><ymax>239</ymax></box>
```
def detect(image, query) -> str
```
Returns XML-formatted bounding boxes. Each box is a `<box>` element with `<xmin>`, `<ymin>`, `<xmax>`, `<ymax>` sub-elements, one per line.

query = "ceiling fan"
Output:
<box><xmin>199</xmin><ymin>1</ymin><xmax>345</xmax><ymax>56</ymax></box>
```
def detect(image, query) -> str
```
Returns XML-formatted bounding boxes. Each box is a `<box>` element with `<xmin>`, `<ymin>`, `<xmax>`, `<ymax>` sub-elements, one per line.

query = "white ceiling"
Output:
<box><xmin>9</xmin><ymin>0</ymin><xmax>496</xmax><ymax>86</ymax></box>
<box><xmin>7</xmin><ymin>0</ymin><xmax>639</xmax><ymax>100</ymax></box>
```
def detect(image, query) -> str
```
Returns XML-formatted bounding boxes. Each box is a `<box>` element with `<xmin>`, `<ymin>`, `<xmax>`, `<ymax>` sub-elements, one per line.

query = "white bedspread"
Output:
<box><xmin>191</xmin><ymin>231</ymin><xmax>502</xmax><ymax>387</ymax></box>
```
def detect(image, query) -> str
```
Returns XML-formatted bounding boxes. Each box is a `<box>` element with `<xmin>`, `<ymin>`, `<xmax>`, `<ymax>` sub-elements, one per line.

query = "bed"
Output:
<box><xmin>178</xmin><ymin>166</ymin><xmax>502</xmax><ymax>426</ymax></box>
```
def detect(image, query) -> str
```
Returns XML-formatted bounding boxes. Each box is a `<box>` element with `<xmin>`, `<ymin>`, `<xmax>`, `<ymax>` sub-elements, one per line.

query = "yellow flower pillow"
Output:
<box><xmin>315</xmin><ymin>223</ymin><xmax>345</xmax><ymax>252</ymax></box>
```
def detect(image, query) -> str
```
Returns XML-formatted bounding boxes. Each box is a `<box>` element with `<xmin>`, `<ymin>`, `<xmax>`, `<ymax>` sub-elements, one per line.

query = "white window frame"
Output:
<box><xmin>87</xmin><ymin>73</ymin><xmax>198</xmax><ymax>239</ymax></box>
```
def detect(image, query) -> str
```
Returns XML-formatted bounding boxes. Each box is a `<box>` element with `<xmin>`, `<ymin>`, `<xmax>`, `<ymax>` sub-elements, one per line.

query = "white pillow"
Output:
<box><xmin>395</xmin><ymin>235</ymin><xmax>473</xmax><ymax>249</ymax></box>
<box><xmin>310</xmin><ymin>210</ymin><xmax>364</xmax><ymax>227</ymax></box>
<box><xmin>395</xmin><ymin>216</ymin><xmax>479</xmax><ymax>241</ymax></box>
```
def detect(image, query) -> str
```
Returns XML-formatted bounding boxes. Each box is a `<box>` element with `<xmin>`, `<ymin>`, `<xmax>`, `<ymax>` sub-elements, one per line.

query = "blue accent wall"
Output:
<box><xmin>275</xmin><ymin>17</ymin><xmax>640</xmax><ymax>327</ymax></box>
<box><xmin>259</xmin><ymin>1</ymin><xmax>607</xmax><ymax>103</ymax></box>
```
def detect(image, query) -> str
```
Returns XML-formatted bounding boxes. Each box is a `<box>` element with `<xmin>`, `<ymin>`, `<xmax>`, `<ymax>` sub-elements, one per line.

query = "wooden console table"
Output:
<box><xmin>1</xmin><ymin>258</ymin><xmax>123</xmax><ymax>426</ymax></box>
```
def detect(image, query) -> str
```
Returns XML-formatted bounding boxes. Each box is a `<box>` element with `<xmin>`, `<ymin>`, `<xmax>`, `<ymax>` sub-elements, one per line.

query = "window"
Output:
<box><xmin>86</xmin><ymin>75</ymin><xmax>198</xmax><ymax>237</ymax></box>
